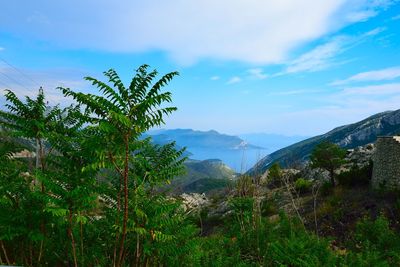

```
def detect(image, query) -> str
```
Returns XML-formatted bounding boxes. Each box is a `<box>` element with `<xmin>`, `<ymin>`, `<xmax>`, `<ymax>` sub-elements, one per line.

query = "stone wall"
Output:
<box><xmin>371</xmin><ymin>136</ymin><xmax>400</xmax><ymax>190</ymax></box>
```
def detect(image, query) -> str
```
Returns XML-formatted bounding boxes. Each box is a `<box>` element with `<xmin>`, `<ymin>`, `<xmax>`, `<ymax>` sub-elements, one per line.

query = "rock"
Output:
<box><xmin>299</xmin><ymin>163</ymin><xmax>330</xmax><ymax>181</ymax></box>
<box><xmin>180</xmin><ymin>193</ymin><xmax>209</xmax><ymax>211</ymax></box>
<box><xmin>344</xmin><ymin>143</ymin><xmax>375</xmax><ymax>169</ymax></box>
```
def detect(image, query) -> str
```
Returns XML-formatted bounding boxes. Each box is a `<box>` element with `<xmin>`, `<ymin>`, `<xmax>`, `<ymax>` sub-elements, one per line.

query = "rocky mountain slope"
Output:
<box><xmin>249</xmin><ymin>109</ymin><xmax>400</xmax><ymax>174</ymax></box>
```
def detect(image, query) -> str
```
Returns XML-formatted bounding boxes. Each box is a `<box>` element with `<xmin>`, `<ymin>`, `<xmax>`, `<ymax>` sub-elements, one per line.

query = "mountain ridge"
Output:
<box><xmin>146</xmin><ymin>128</ymin><xmax>262</xmax><ymax>150</ymax></box>
<box><xmin>248</xmin><ymin>109</ymin><xmax>400</xmax><ymax>174</ymax></box>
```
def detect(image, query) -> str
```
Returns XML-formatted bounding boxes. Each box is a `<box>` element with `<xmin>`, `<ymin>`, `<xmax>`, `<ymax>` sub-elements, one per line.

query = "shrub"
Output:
<box><xmin>294</xmin><ymin>178</ymin><xmax>312</xmax><ymax>193</ymax></box>
<box><xmin>336</xmin><ymin>162</ymin><xmax>372</xmax><ymax>187</ymax></box>
<box><xmin>320</xmin><ymin>180</ymin><xmax>334</xmax><ymax>196</ymax></box>
<box><xmin>261</xmin><ymin>199</ymin><xmax>278</xmax><ymax>216</ymax></box>
<box><xmin>264</xmin><ymin>216</ymin><xmax>338</xmax><ymax>266</ymax></box>
<box><xmin>267</xmin><ymin>163</ymin><xmax>282</xmax><ymax>188</ymax></box>
<box><xmin>343</xmin><ymin>215</ymin><xmax>400</xmax><ymax>265</ymax></box>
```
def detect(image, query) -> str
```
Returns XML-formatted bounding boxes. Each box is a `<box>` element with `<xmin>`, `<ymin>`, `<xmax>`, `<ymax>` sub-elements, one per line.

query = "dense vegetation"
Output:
<box><xmin>1</xmin><ymin>65</ymin><xmax>400</xmax><ymax>266</ymax></box>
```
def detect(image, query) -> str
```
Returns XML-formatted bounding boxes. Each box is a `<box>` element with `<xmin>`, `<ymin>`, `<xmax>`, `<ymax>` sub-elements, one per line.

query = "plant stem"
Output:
<box><xmin>0</xmin><ymin>240</ymin><xmax>11</xmax><ymax>266</ymax></box>
<box><xmin>68</xmin><ymin>208</ymin><xmax>78</xmax><ymax>267</ymax></box>
<box><xmin>117</xmin><ymin>134</ymin><xmax>129</xmax><ymax>267</ymax></box>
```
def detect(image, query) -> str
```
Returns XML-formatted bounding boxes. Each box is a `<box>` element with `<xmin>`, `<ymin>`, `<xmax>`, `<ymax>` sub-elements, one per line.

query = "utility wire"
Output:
<box><xmin>0</xmin><ymin>77</ymin><xmax>13</xmax><ymax>89</ymax></box>
<box><xmin>0</xmin><ymin>70</ymin><xmax>32</xmax><ymax>91</ymax></box>
<box><xmin>0</xmin><ymin>57</ymin><xmax>42</xmax><ymax>88</ymax></box>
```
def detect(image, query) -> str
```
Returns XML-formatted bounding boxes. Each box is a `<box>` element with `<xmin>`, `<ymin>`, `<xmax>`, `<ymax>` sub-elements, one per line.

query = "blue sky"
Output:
<box><xmin>0</xmin><ymin>0</ymin><xmax>399</xmax><ymax>136</ymax></box>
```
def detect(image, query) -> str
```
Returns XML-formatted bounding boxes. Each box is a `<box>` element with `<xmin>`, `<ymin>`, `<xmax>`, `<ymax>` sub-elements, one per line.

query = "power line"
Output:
<box><xmin>0</xmin><ymin>70</ymin><xmax>32</xmax><ymax>91</ymax></box>
<box><xmin>0</xmin><ymin>78</ymin><xmax>12</xmax><ymax>89</ymax></box>
<box><xmin>0</xmin><ymin>57</ymin><xmax>42</xmax><ymax>88</ymax></box>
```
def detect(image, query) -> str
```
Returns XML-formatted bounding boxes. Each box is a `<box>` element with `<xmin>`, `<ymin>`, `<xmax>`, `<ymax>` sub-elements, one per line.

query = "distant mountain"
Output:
<box><xmin>146</xmin><ymin>129</ymin><xmax>261</xmax><ymax>150</ymax></box>
<box><xmin>145</xmin><ymin>129</ymin><xmax>265</xmax><ymax>171</ymax></box>
<box><xmin>169</xmin><ymin>159</ymin><xmax>237</xmax><ymax>194</ymax></box>
<box><xmin>239</xmin><ymin>133</ymin><xmax>307</xmax><ymax>154</ymax></box>
<box><xmin>248</xmin><ymin>110</ymin><xmax>400</xmax><ymax>174</ymax></box>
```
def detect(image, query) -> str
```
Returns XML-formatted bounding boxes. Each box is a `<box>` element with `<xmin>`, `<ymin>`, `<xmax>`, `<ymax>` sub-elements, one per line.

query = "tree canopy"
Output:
<box><xmin>310</xmin><ymin>141</ymin><xmax>346</xmax><ymax>186</ymax></box>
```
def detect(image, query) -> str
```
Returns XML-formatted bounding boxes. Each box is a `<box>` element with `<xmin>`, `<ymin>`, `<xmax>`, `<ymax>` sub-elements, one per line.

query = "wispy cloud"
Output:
<box><xmin>343</xmin><ymin>0</ymin><xmax>394</xmax><ymax>22</ymax></box>
<box><xmin>247</xmin><ymin>68</ymin><xmax>267</xmax><ymax>80</ymax></box>
<box><xmin>331</xmin><ymin>66</ymin><xmax>400</xmax><ymax>85</ymax></box>
<box><xmin>210</xmin><ymin>76</ymin><xmax>220</xmax><ymax>81</ymax></box>
<box><xmin>364</xmin><ymin>27</ymin><xmax>386</xmax><ymax>36</ymax></box>
<box><xmin>0</xmin><ymin>47</ymin><xmax>4</xmax><ymax>51</ymax></box>
<box><xmin>227</xmin><ymin>76</ymin><xmax>242</xmax><ymax>85</ymax></box>
<box><xmin>340</xmin><ymin>82</ymin><xmax>400</xmax><ymax>96</ymax></box>
<box><xmin>275</xmin><ymin>27</ymin><xmax>384</xmax><ymax>76</ymax></box>
<box><xmin>0</xmin><ymin>0</ymin><xmax>394</xmax><ymax>64</ymax></box>
<box><xmin>392</xmin><ymin>14</ymin><xmax>400</xmax><ymax>20</ymax></box>
<box><xmin>283</xmin><ymin>36</ymin><xmax>348</xmax><ymax>74</ymax></box>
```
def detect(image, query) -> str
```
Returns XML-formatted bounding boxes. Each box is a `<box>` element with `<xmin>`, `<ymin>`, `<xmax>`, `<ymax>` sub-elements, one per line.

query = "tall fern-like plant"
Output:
<box><xmin>0</xmin><ymin>87</ymin><xmax>65</xmax><ymax>264</ymax></box>
<box><xmin>59</xmin><ymin>64</ymin><xmax>178</xmax><ymax>266</ymax></box>
<box><xmin>0</xmin><ymin>88</ymin><xmax>62</xmax><ymax>173</ymax></box>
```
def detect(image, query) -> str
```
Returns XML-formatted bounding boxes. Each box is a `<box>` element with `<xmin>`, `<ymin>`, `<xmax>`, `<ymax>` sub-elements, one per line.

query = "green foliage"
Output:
<box><xmin>0</xmin><ymin>65</ymin><xmax>195</xmax><ymax>266</ymax></box>
<box><xmin>1</xmin><ymin>66</ymin><xmax>400</xmax><ymax>267</ymax></box>
<box><xmin>261</xmin><ymin>198</ymin><xmax>278</xmax><ymax>216</ymax></box>
<box><xmin>235</xmin><ymin>175</ymin><xmax>255</xmax><ymax>197</ymax></box>
<box><xmin>343</xmin><ymin>215</ymin><xmax>400</xmax><ymax>265</ymax></box>
<box><xmin>294</xmin><ymin>178</ymin><xmax>312</xmax><ymax>193</ymax></box>
<box><xmin>267</xmin><ymin>163</ymin><xmax>282</xmax><ymax>187</ymax></box>
<box><xmin>320</xmin><ymin>180</ymin><xmax>334</xmax><ymax>196</ymax></box>
<box><xmin>57</xmin><ymin>65</ymin><xmax>182</xmax><ymax>266</ymax></box>
<box><xmin>310</xmin><ymin>142</ymin><xmax>346</xmax><ymax>186</ymax></box>
<box><xmin>264</xmin><ymin>229</ymin><xmax>337</xmax><ymax>266</ymax></box>
<box><xmin>336</xmin><ymin>162</ymin><xmax>372</xmax><ymax>187</ymax></box>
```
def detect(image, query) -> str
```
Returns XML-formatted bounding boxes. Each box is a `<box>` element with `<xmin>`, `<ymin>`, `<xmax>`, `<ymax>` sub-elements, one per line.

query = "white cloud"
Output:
<box><xmin>283</xmin><ymin>36</ymin><xmax>348</xmax><ymax>74</ymax></box>
<box><xmin>0</xmin><ymin>0</ymin><xmax>393</xmax><ymax>64</ymax></box>
<box><xmin>392</xmin><ymin>14</ymin><xmax>400</xmax><ymax>20</ymax></box>
<box><xmin>277</xmin><ymin>26</ymin><xmax>384</xmax><ymax>75</ymax></box>
<box><xmin>247</xmin><ymin>68</ymin><xmax>268</xmax><ymax>80</ymax></box>
<box><xmin>210</xmin><ymin>76</ymin><xmax>220</xmax><ymax>81</ymax></box>
<box><xmin>342</xmin><ymin>0</ymin><xmax>393</xmax><ymax>22</ymax></box>
<box><xmin>227</xmin><ymin>76</ymin><xmax>242</xmax><ymax>84</ymax></box>
<box><xmin>364</xmin><ymin>27</ymin><xmax>386</xmax><ymax>36</ymax></box>
<box><xmin>341</xmin><ymin>82</ymin><xmax>400</xmax><ymax>95</ymax></box>
<box><xmin>0</xmin><ymin>47</ymin><xmax>4</xmax><ymax>51</ymax></box>
<box><xmin>331</xmin><ymin>66</ymin><xmax>400</xmax><ymax>85</ymax></box>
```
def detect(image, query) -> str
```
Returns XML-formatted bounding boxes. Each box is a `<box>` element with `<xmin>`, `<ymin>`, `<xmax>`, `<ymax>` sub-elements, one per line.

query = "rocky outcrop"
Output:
<box><xmin>344</xmin><ymin>143</ymin><xmax>375</xmax><ymax>169</ymax></box>
<box><xmin>180</xmin><ymin>193</ymin><xmax>209</xmax><ymax>211</ymax></box>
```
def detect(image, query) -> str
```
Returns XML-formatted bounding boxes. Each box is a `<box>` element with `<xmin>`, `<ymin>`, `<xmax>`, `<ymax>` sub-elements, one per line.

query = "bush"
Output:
<box><xmin>267</xmin><ymin>163</ymin><xmax>282</xmax><ymax>188</ymax></box>
<box><xmin>343</xmin><ymin>215</ymin><xmax>400</xmax><ymax>265</ymax></box>
<box><xmin>264</xmin><ymin>214</ymin><xmax>338</xmax><ymax>266</ymax></box>
<box><xmin>294</xmin><ymin>178</ymin><xmax>312</xmax><ymax>193</ymax></box>
<box><xmin>320</xmin><ymin>180</ymin><xmax>334</xmax><ymax>196</ymax></box>
<box><xmin>261</xmin><ymin>199</ymin><xmax>278</xmax><ymax>216</ymax></box>
<box><xmin>336</xmin><ymin>162</ymin><xmax>372</xmax><ymax>187</ymax></box>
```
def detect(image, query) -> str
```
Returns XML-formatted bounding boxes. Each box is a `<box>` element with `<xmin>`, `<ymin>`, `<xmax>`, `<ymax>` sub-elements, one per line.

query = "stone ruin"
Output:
<box><xmin>371</xmin><ymin>136</ymin><xmax>400</xmax><ymax>191</ymax></box>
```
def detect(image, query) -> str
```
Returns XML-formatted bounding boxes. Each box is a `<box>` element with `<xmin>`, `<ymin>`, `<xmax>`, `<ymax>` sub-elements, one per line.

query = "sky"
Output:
<box><xmin>0</xmin><ymin>0</ymin><xmax>399</xmax><ymax>136</ymax></box>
